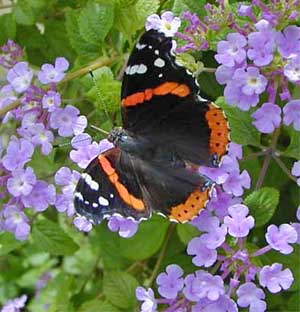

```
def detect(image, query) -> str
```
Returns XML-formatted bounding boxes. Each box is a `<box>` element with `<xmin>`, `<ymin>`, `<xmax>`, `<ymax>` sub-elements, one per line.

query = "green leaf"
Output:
<box><xmin>215</xmin><ymin>97</ymin><xmax>261</xmax><ymax>146</ymax></box>
<box><xmin>119</xmin><ymin>215</ymin><xmax>169</xmax><ymax>260</ymax></box>
<box><xmin>173</xmin><ymin>0</ymin><xmax>206</xmax><ymax>18</ymax></box>
<box><xmin>87</xmin><ymin>67</ymin><xmax>121</xmax><ymax>113</ymax></box>
<box><xmin>78</xmin><ymin>299</ymin><xmax>120</xmax><ymax>312</ymax></box>
<box><xmin>14</xmin><ymin>1</ymin><xmax>36</xmax><ymax>25</ymax></box>
<box><xmin>287</xmin><ymin>292</ymin><xmax>299</xmax><ymax>311</ymax></box>
<box><xmin>244</xmin><ymin>187</ymin><xmax>280</xmax><ymax>227</ymax></box>
<box><xmin>0</xmin><ymin>232</ymin><xmax>25</xmax><ymax>256</ymax></box>
<box><xmin>283</xmin><ymin>127</ymin><xmax>300</xmax><ymax>159</ymax></box>
<box><xmin>177</xmin><ymin>223</ymin><xmax>200</xmax><ymax>245</ymax></box>
<box><xmin>43</xmin><ymin>20</ymin><xmax>75</xmax><ymax>62</ymax></box>
<box><xmin>135</xmin><ymin>0</ymin><xmax>160</xmax><ymax>27</ymax></box>
<box><xmin>32</xmin><ymin>219</ymin><xmax>79</xmax><ymax>256</ymax></box>
<box><xmin>103</xmin><ymin>271</ymin><xmax>138</xmax><ymax>309</ymax></box>
<box><xmin>65</xmin><ymin>8</ymin><xmax>100</xmax><ymax>58</ymax></box>
<box><xmin>0</xmin><ymin>14</ymin><xmax>16</xmax><ymax>45</ymax></box>
<box><xmin>78</xmin><ymin>2</ymin><xmax>115</xmax><ymax>44</ymax></box>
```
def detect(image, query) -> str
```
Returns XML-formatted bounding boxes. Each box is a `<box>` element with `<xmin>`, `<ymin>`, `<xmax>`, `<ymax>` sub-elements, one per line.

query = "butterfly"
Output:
<box><xmin>74</xmin><ymin>29</ymin><xmax>230</xmax><ymax>224</ymax></box>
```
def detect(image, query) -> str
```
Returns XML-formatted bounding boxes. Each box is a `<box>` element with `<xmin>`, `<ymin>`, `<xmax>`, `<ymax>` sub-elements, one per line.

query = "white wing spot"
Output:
<box><xmin>136</xmin><ymin>43</ymin><xmax>146</xmax><ymax>50</ymax></box>
<box><xmin>75</xmin><ymin>192</ymin><xmax>83</xmax><ymax>201</ymax></box>
<box><xmin>149</xmin><ymin>45</ymin><xmax>152</xmax><ymax>49</ymax></box>
<box><xmin>110</xmin><ymin>194</ymin><xmax>114</xmax><ymax>198</ymax></box>
<box><xmin>82</xmin><ymin>173</ymin><xmax>99</xmax><ymax>191</ymax></box>
<box><xmin>92</xmin><ymin>203</ymin><xmax>98</xmax><ymax>208</ymax></box>
<box><xmin>125</xmin><ymin>66</ymin><xmax>131</xmax><ymax>74</ymax></box>
<box><xmin>99</xmin><ymin>196</ymin><xmax>109</xmax><ymax>206</ymax></box>
<box><xmin>154</xmin><ymin>49</ymin><xmax>159</xmax><ymax>55</ymax></box>
<box><xmin>129</xmin><ymin>65</ymin><xmax>139</xmax><ymax>75</ymax></box>
<box><xmin>84</xmin><ymin>200</ymin><xmax>89</xmax><ymax>205</ymax></box>
<box><xmin>159</xmin><ymin>73</ymin><xmax>163</xmax><ymax>78</ymax></box>
<box><xmin>154</xmin><ymin>58</ymin><xmax>165</xmax><ymax>68</ymax></box>
<box><xmin>137</xmin><ymin>64</ymin><xmax>147</xmax><ymax>74</ymax></box>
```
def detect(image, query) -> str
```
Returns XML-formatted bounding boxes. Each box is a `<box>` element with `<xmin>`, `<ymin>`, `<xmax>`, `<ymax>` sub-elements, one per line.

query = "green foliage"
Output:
<box><xmin>177</xmin><ymin>223</ymin><xmax>200</xmax><ymax>245</ymax></box>
<box><xmin>32</xmin><ymin>219</ymin><xmax>79</xmax><ymax>256</ymax></box>
<box><xmin>0</xmin><ymin>14</ymin><xmax>16</xmax><ymax>45</ymax></box>
<box><xmin>245</xmin><ymin>187</ymin><xmax>280</xmax><ymax>227</ymax></box>
<box><xmin>216</xmin><ymin>97</ymin><xmax>261</xmax><ymax>147</ymax></box>
<box><xmin>103</xmin><ymin>271</ymin><xmax>139</xmax><ymax>309</ymax></box>
<box><xmin>0</xmin><ymin>232</ymin><xmax>25</xmax><ymax>256</ymax></box>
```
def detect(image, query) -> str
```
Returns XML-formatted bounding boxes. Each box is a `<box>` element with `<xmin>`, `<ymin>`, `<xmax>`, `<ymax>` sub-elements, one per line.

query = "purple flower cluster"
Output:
<box><xmin>214</xmin><ymin>20</ymin><xmax>300</xmax><ymax>133</ymax></box>
<box><xmin>136</xmin><ymin>201</ymin><xmax>297</xmax><ymax>311</ymax></box>
<box><xmin>0</xmin><ymin>45</ymin><xmax>87</xmax><ymax>240</ymax></box>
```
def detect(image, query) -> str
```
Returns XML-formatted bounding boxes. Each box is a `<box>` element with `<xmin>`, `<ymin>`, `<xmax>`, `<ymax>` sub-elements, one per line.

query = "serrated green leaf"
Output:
<box><xmin>283</xmin><ymin>127</ymin><xmax>300</xmax><ymax>159</ymax></box>
<box><xmin>135</xmin><ymin>0</ymin><xmax>160</xmax><ymax>28</ymax></box>
<box><xmin>244</xmin><ymin>187</ymin><xmax>279</xmax><ymax>227</ymax></box>
<box><xmin>0</xmin><ymin>14</ymin><xmax>16</xmax><ymax>45</ymax></box>
<box><xmin>87</xmin><ymin>67</ymin><xmax>121</xmax><ymax>113</ymax></box>
<box><xmin>216</xmin><ymin>97</ymin><xmax>261</xmax><ymax>147</ymax></box>
<box><xmin>14</xmin><ymin>1</ymin><xmax>36</xmax><ymax>25</ymax></box>
<box><xmin>0</xmin><ymin>232</ymin><xmax>25</xmax><ymax>256</ymax></box>
<box><xmin>32</xmin><ymin>219</ymin><xmax>79</xmax><ymax>256</ymax></box>
<box><xmin>177</xmin><ymin>223</ymin><xmax>200</xmax><ymax>245</ymax></box>
<box><xmin>103</xmin><ymin>271</ymin><xmax>138</xmax><ymax>309</ymax></box>
<box><xmin>43</xmin><ymin>20</ymin><xmax>75</xmax><ymax>62</ymax></box>
<box><xmin>78</xmin><ymin>299</ymin><xmax>120</xmax><ymax>312</ymax></box>
<box><xmin>78</xmin><ymin>2</ymin><xmax>114</xmax><ymax>44</ymax></box>
<box><xmin>65</xmin><ymin>8</ymin><xmax>100</xmax><ymax>58</ymax></box>
<box><xmin>119</xmin><ymin>215</ymin><xmax>169</xmax><ymax>260</ymax></box>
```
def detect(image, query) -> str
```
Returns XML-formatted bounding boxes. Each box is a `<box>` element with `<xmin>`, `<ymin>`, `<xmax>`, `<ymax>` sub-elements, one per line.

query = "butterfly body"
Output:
<box><xmin>74</xmin><ymin>29</ymin><xmax>230</xmax><ymax>224</ymax></box>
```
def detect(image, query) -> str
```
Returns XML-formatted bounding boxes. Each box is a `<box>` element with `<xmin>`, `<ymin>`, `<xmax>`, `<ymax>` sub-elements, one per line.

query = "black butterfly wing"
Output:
<box><xmin>74</xmin><ymin>147</ymin><xmax>210</xmax><ymax>223</ymax></box>
<box><xmin>121</xmin><ymin>30</ymin><xmax>229</xmax><ymax>165</ymax></box>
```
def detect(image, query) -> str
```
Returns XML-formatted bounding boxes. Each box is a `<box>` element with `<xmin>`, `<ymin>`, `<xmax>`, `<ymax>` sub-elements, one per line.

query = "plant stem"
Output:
<box><xmin>0</xmin><ymin>55</ymin><xmax>118</xmax><ymax>117</ymax></box>
<box><xmin>273</xmin><ymin>156</ymin><xmax>297</xmax><ymax>183</ymax></box>
<box><xmin>146</xmin><ymin>223</ymin><xmax>176</xmax><ymax>287</ymax></box>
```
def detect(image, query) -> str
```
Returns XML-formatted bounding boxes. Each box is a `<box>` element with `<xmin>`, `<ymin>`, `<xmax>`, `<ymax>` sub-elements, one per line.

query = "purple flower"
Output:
<box><xmin>265</xmin><ymin>224</ymin><xmax>298</xmax><ymax>254</ymax></box>
<box><xmin>234</xmin><ymin>67</ymin><xmax>268</xmax><ymax>96</ymax></box>
<box><xmin>187</xmin><ymin>236</ymin><xmax>217</xmax><ymax>267</ymax></box>
<box><xmin>215</xmin><ymin>61</ymin><xmax>246</xmax><ymax>85</ymax></box>
<box><xmin>283</xmin><ymin>100</ymin><xmax>300</xmax><ymax>131</ymax></box>
<box><xmin>70</xmin><ymin>136</ymin><xmax>113</xmax><ymax>169</ymax></box>
<box><xmin>207</xmin><ymin>187</ymin><xmax>242</xmax><ymax>220</ymax></box>
<box><xmin>145</xmin><ymin>11</ymin><xmax>181</xmax><ymax>37</ymax></box>
<box><xmin>247</xmin><ymin>20</ymin><xmax>276</xmax><ymax>66</ymax></box>
<box><xmin>22</xmin><ymin>181</ymin><xmax>56</xmax><ymax>212</ymax></box>
<box><xmin>2</xmin><ymin>136</ymin><xmax>34</xmax><ymax>171</ymax></box>
<box><xmin>215</xmin><ymin>33</ymin><xmax>247</xmax><ymax>67</ymax></box>
<box><xmin>291</xmin><ymin>161</ymin><xmax>300</xmax><ymax>186</ymax></box>
<box><xmin>237</xmin><ymin>4</ymin><xmax>256</xmax><ymax>21</ymax></box>
<box><xmin>31</xmin><ymin>124</ymin><xmax>54</xmax><ymax>155</ymax></box>
<box><xmin>7</xmin><ymin>167</ymin><xmax>36</xmax><ymax>197</ymax></box>
<box><xmin>222</xmin><ymin>170</ymin><xmax>251</xmax><ymax>196</ymax></box>
<box><xmin>277</xmin><ymin>26</ymin><xmax>300</xmax><ymax>59</ymax></box>
<box><xmin>37</xmin><ymin>57</ymin><xmax>69</xmax><ymax>84</ymax></box>
<box><xmin>283</xmin><ymin>56</ymin><xmax>300</xmax><ymax>83</ymax></box>
<box><xmin>251</xmin><ymin>103</ymin><xmax>281</xmax><ymax>133</ymax></box>
<box><xmin>183</xmin><ymin>271</ymin><xmax>224</xmax><ymax>302</ymax></box>
<box><xmin>1</xmin><ymin>205</ymin><xmax>30</xmax><ymax>241</ymax></box>
<box><xmin>55</xmin><ymin>193</ymin><xmax>75</xmax><ymax>216</ymax></box>
<box><xmin>259</xmin><ymin>263</ymin><xmax>293</xmax><ymax>293</ymax></box>
<box><xmin>42</xmin><ymin>90</ymin><xmax>61</xmax><ymax>112</ymax></box>
<box><xmin>199</xmin><ymin>166</ymin><xmax>228</xmax><ymax>184</ymax></box>
<box><xmin>0</xmin><ymin>84</ymin><xmax>17</xmax><ymax>109</ymax></box>
<box><xmin>6</xmin><ymin>61</ymin><xmax>33</xmax><ymax>93</ymax></box>
<box><xmin>192</xmin><ymin>295</ymin><xmax>238</xmax><ymax>312</ymax></box>
<box><xmin>55</xmin><ymin>167</ymin><xmax>80</xmax><ymax>195</ymax></box>
<box><xmin>73</xmin><ymin>215</ymin><xmax>93</xmax><ymax>232</ymax></box>
<box><xmin>136</xmin><ymin>287</ymin><xmax>157</xmax><ymax>312</ymax></box>
<box><xmin>228</xmin><ymin>142</ymin><xmax>243</xmax><ymax>160</ymax></box>
<box><xmin>156</xmin><ymin>264</ymin><xmax>184</xmax><ymax>299</ymax></box>
<box><xmin>1</xmin><ymin>294</ymin><xmax>27</xmax><ymax>312</ymax></box>
<box><xmin>224</xmin><ymin>204</ymin><xmax>255</xmax><ymax>238</ymax></box>
<box><xmin>107</xmin><ymin>215</ymin><xmax>138</xmax><ymax>238</ymax></box>
<box><xmin>237</xmin><ymin>282</ymin><xmax>266</xmax><ymax>312</ymax></box>
<box><xmin>50</xmin><ymin>105</ymin><xmax>87</xmax><ymax>137</ymax></box>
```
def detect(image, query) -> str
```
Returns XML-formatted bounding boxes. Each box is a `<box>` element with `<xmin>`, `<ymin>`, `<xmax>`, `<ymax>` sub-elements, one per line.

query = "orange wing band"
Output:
<box><xmin>98</xmin><ymin>155</ymin><xmax>145</xmax><ymax>211</ymax></box>
<box><xmin>168</xmin><ymin>188</ymin><xmax>209</xmax><ymax>222</ymax></box>
<box><xmin>121</xmin><ymin>82</ymin><xmax>190</xmax><ymax>107</ymax></box>
<box><xmin>205</xmin><ymin>104</ymin><xmax>229</xmax><ymax>159</ymax></box>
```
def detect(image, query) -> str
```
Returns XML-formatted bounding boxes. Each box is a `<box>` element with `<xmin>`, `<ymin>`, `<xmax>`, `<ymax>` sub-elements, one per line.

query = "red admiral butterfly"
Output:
<box><xmin>74</xmin><ymin>29</ymin><xmax>230</xmax><ymax>224</ymax></box>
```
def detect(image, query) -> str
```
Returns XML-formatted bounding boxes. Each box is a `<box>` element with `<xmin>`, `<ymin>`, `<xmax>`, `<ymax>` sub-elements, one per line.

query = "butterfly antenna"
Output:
<box><xmin>89</xmin><ymin>125</ymin><xmax>110</xmax><ymax>135</ymax></box>
<box><xmin>89</xmin><ymin>70</ymin><xmax>114</xmax><ymax>129</ymax></box>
